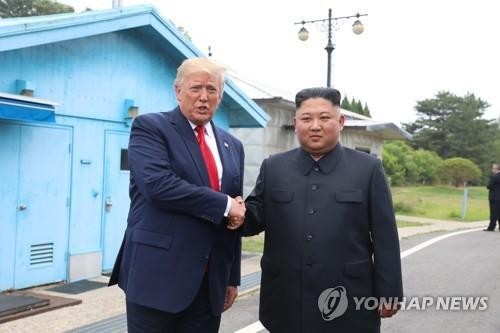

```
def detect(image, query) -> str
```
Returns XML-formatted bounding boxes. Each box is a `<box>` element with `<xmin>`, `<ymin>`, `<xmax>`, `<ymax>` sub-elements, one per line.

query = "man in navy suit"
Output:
<box><xmin>485</xmin><ymin>163</ymin><xmax>500</xmax><ymax>231</ymax></box>
<box><xmin>109</xmin><ymin>57</ymin><xmax>246</xmax><ymax>332</ymax></box>
<box><xmin>238</xmin><ymin>87</ymin><xmax>403</xmax><ymax>332</ymax></box>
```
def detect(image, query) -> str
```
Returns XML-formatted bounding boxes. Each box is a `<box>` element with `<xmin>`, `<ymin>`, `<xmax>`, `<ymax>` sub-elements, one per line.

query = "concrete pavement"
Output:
<box><xmin>0</xmin><ymin>216</ymin><xmax>491</xmax><ymax>332</ymax></box>
<box><xmin>396</xmin><ymin>215</ymin><xmax>487</xmax><ymax>238</ymax></box>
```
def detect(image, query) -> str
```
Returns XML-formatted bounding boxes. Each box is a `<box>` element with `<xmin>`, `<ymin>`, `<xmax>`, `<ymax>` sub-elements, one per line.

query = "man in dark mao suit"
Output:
<box><xmin>485</xmin><ymin>163</ymin><xmax>500</xmax><ymax>231</ymax></box>
<box><xmin>239</xmin><ymin>87</ymin><xmax>403</xmax><ymax>333</ymax></box>
<box><xmin>109</xmin><ymin>57</ymin><xmax>246</xmax><ymax>332</ymax></box>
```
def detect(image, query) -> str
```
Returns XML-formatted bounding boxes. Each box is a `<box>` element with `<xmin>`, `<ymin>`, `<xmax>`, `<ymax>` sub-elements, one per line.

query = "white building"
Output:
<box><xmin>228</xmin><ymin>77</ymin><xmax>411</xmax><ymax>195</ymax></box>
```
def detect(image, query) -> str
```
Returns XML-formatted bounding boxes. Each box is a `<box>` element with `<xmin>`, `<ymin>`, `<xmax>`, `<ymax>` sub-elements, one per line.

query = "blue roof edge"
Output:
<box><xmin>0</xmin><ymin>5</ymin><xmax>269</xmax><ymax>128</ymax></box>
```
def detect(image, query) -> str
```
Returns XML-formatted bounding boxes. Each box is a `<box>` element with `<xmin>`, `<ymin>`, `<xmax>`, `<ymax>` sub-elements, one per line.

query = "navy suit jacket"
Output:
<box><xmin>487</xmin><ymin>172</ymin><xmax>500</xmax><ymax>201</ymax></box>
<box><xmin>109</xmin><ymin>107</ymin><xmax>244</xmax><ymax>316</ymax></box>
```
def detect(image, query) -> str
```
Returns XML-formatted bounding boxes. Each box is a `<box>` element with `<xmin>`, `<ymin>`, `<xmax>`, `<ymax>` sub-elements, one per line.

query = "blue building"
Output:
<box><xmin>0</xmin><ymin>5</ymin><xmax>269</xmax><ymax>291</ymax></box>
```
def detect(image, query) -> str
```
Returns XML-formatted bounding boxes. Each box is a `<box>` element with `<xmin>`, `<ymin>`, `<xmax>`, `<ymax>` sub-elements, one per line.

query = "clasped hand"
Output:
<box><xmin>227</xmin><ymin>196</ymin><xmax>245</xmax><ymax>230</ymax></box>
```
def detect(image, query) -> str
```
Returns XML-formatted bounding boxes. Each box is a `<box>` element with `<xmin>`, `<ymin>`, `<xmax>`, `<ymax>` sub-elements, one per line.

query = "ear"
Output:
<box><xmin>174</xmin><ymin>84</ymin><xmax>182</xmax><ymax>102</ymax></box>
<box><xmin>293</xmin><ymin>117</ymin><xmax>297</xmax><ymax>133</ymax></box>
<box><xmin>338</xmin><ymin>114</ymin><xmax>345</xmax><ymax>131</ymax></box>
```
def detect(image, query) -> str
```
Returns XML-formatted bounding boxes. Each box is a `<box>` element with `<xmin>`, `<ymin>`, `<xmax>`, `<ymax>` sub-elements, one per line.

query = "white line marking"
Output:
<box><xmin>400</xmin><ymin>227</ymin><xmax>483</xmax><ymax>258</ymax></box>
<box><xmin>234</xmin><ymin>320</ymin><xmax>265</xmax><ymax>333</ymax></box>
<box><xmin>237</xmin><ymin>227</ymin><xmax>484</xmax><ymax>332</ymax></box>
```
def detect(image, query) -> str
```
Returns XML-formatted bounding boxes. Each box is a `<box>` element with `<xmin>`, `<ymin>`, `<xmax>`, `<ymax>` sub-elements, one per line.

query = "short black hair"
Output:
<box><xmin>295</xmin><ymin>87</ymin><xmax>341</xmax><ymax>109</ymax></box>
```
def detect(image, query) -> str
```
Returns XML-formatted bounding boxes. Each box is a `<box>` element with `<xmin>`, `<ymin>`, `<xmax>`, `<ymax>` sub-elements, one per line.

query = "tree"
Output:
<box><xmin>411</xmin><ymin>149</ymin><xmax>442</xmax><ymax>184</ymax></box>
<box><xmin>382</xmin><ymin>143</ymin><xmax>407</xmax><ymax>185</ymax></box>
<box><xmin>404</xmin><ymin>91</ymin><xmax>498</xmax><ymax>180</ymax></box>
<box><xmin>340</xmin><ymin>94</ymin><xmax>371</xmax><ymax>117</ymax></box>
<box><xmin>362</xmin><ymin>103</ymin><xmax>371</xmax><ymax>117</ymax></box>
<box><xmin>340</xmin><ymin>94</ymin><xmax>351</xmax><ymax>110</ymax></box>
<box><xmin>436</xmin><ymin>157</ymin><xmax>481</xmax><ymax>187</ymax></box>
<box><xmin>382</xmin><ymin>141</ymin><xmax>442</xmax><ymax>185</ymax></box>
<box><xmin>0</xmin><ymin>0</ymin><xmax>73</xmax><ymax>18</ymax></box>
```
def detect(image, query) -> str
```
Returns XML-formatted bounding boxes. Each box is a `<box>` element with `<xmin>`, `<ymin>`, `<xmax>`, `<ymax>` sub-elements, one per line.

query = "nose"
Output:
<box><xmin>311</xmin><ymin>118</ymin><xmax>321</xmax><ymax>130</ymax></box>
<box><xmin>198</xmin><ymin>88</ymin><xmax>208</xmax><ymax>102</ymax></box>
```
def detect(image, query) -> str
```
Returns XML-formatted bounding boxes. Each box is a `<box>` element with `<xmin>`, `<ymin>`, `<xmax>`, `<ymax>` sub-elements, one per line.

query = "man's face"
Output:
<box><xmin>175</xmin><ymin>72</ymin><xmax>222</xmax><ymax>125</ymax></box>
<box><xmin>492</xmin><ymin>164</ymin><xmax>499</xmax><ymax>174</ymax></box>
<box><xmin>293</xmin><ymin>97</ymin><xmax>345</xmax><ymax>156</ymax></box>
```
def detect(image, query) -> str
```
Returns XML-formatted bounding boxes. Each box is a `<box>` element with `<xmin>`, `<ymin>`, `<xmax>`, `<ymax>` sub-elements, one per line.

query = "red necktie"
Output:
<box><xmin>195</xmin><ymin>125</ymin><xmax>220</xmax><ymax>192</ymax></box>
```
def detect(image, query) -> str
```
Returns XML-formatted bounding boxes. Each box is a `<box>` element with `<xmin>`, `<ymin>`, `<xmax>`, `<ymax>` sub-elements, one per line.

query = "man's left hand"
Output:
<box><xmin>223</xmin><ymin>286</ymin><xmax>238</xmax><ymax>312</ymax></box>
<box><xmin>378</xmin><ymin>301</ymin><xmax>400</xmax><ymax>318</ymax></box>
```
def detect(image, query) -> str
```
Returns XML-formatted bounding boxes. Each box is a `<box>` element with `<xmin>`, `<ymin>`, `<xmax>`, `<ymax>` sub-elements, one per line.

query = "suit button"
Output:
<box><xmin>313</xmin><ymin>167</ymin><xmax>319</xmax><ymax>172</ymax></box>
<box><xmin>306</xmin><ymin>263</ymin><xmax>312</xmax><ymax>268</ymax></box>
<box><xmin>306</xmin><ymin>235</ymin><xmax>313</xmax><ymax>241</ymax></box>
<box><xmin>311</xmin><ymin>185</ymin><xmax>318</xmax><ymax>191</ymax></box>
<box><xmin>204</xmin><ymin>255</ymin><xmax>210</xmax><ymax>260</ymax></box>
<box><xmin>308</xmin><ymin>209</ymin><xmax>315</xmax><ymax>215</ymax></box>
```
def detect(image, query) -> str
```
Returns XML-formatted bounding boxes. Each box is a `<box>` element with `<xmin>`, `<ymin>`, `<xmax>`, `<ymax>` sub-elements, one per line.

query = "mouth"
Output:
<box><xmin>196</xmin><ymin>105</ymin><xmax>209</xmax><ymax>113</ymax></box>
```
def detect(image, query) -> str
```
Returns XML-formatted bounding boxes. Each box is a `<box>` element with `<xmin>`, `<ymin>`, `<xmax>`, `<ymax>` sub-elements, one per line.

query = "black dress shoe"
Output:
<box><xmin>483</xmin><ymin>228</ymin><xmax>495</xmax><ymax>231</ymax></box>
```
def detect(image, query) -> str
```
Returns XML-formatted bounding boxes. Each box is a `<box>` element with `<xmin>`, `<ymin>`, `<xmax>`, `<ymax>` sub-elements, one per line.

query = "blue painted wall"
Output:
<box><xmin>0</xmin><ymin>27</ymin><xmax>234</xmax><ymax>290</ymax></box>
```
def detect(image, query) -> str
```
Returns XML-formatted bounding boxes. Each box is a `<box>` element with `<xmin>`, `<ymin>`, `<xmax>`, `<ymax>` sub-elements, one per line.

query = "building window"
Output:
<box><xmin>120</xmin><ymin>149</ymin><xmax>129</xmax><ymax>171</ymax></box>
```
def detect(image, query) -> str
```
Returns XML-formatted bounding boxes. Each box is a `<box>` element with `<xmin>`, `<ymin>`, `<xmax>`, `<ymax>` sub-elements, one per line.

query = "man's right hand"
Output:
<box><xmin>227</xmin><ymin>196</ymin><xmax>245</xmax><ymax>230</ymax></box>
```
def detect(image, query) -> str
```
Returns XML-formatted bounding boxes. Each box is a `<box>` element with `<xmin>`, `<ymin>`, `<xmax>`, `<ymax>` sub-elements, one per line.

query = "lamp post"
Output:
<box><xmin>296</xmin><ymin>9</ymin><xmax>367</xmax><ymax>88</ymax></box>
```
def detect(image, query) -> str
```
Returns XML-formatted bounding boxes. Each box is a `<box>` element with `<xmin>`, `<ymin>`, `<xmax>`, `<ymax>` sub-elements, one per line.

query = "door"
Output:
<box><xmin>0</xmin><ymin>123</ymin><xmax>20</xmax><ymax>290</ymax></box>
<box><xmin>102</xmin><ymin>131</ymin><xmax>130</xmax><ymax>271</ymax></box>
<box><xmin>14</xmin><ymin>125</ymin><xmax>72</xmax><ymax>289</ymax></box>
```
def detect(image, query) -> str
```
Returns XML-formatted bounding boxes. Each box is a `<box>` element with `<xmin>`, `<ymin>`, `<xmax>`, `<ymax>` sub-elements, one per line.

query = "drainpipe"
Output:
<box><xmin>112</xmin><ymin>0</ymin><xmax>123</xmax><ymax>8</ymax></box>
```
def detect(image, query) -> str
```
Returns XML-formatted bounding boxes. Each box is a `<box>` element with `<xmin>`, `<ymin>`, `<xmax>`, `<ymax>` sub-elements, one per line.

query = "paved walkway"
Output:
<box><xmin>0</xmin><ymin>216</ymin><xmax>490</xmax><ymax>332</ymax></box>
<box><xmin>396</xmin><ymin>215</ymin><xmax>487</xmax><ymax>239</ymax></box>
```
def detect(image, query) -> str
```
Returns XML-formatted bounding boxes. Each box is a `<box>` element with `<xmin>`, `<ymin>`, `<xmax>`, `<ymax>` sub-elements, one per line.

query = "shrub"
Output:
<box><xmin>393</xmin><ymin>201</ymin><xmax>414</xmax><ymax>213</ymax></box>
<box><xmin>437</xmin><ymin>157</ymin><xmax>482</xmax><ymax>187</ymax></box>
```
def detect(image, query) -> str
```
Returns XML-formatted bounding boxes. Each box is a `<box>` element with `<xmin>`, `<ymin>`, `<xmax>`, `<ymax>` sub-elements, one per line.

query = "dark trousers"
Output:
<box><xmin>126</xmin><ymin>274</ymin><xmax>221</xmax><ymax>333</ymax></box>
<box><xmin>487</xmin><ymin>200</ymin><xmax>500</xmax><ymax>230</ymax></box>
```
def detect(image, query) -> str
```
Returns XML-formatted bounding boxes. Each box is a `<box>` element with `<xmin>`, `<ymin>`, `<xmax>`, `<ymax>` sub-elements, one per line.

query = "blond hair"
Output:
<box><xmin>174</xmin><ymin>57</ymin><xmax>226</xmax><ymax>97</ymax></box>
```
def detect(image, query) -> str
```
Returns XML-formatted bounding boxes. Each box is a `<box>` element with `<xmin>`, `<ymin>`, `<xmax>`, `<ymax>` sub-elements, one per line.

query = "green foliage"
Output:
<box><xmin>340</xmin><ymin>94</ymin><xmax>371</xmax><ymax>117</ymax></box>
<box><xmin>0</xmin><ymin>0</ymin><xmax>73</xmax><ymax>18</ymax></box>
<box><xmin>362</xmin><ymin>103</ymin><xmax>371</xmax><ymax>117</ymax></box>
<box><xmin>411</xmin><ymin>149</ymin><xmax>443</xmax><ymax>184</ymax></box>
<box><xmin>436</xmin><ymin>157</ymin><xmax>482</xmax><ymax>187</ymax></box>
<box><xmin>393</xmin><ymin>201</ymin><xmax>414</xmax><ymax>213</ymax></box>
<box><xmin>382</xmin><ymin>141</ymin><xmax>442</xmax><ymax>185</ymax></box>
<box><xmin>404</xmin><ymin>91</ymin><xmax>499</xmax><ymax>182</ymax></box>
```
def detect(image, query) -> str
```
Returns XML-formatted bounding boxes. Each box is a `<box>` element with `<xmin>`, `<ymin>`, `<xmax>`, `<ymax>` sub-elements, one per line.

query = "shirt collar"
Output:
<box><xmin>294</xmin><ymin>144</ymin><xmax>344</xmax><ymax>175</ymax></box>
<box><xmin>188</xmin><ymin>120</ymin><xmax>214</xmax><ymax>138</ymax></box>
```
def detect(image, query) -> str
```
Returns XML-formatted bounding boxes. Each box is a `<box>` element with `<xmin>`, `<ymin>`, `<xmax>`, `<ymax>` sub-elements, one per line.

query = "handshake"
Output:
<box><xmin>227</xmin><ymin>196</ymin><xmax>245</xmax><ymax>230</ymax></box>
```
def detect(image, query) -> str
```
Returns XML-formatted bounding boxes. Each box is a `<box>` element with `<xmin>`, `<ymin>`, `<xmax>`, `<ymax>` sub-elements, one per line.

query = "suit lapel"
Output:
<box><xmin>170</xmin><ymin>107</ymin><xmax>210</xmax><ymax>186</ymax></box>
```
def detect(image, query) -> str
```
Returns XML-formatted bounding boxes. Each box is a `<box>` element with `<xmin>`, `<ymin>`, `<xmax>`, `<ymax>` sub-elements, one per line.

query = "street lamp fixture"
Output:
<box><xmin>295</xmin><ymin>9</ymin><xmax>367</xmax><ymax>88</ymax></box>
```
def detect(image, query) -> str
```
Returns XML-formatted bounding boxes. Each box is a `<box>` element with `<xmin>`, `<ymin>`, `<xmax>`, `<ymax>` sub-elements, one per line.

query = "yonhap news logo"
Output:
<box><xmin>318</xmin><ymin>286</ymin><xmax>489</xmax><ymax>321</ymax></box>
<box><xmin>317</xmin><ymin>286</ymin><xmax>348</xmax><ymax>321</ymax></box>
<box><xmin>353</xmin><ymin>296</ymin><xmax>489</xmax><ymax>312</ymax></box>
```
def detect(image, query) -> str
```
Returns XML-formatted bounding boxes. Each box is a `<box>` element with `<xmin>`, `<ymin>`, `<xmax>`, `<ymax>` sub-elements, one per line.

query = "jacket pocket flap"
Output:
<box><xmin>132</xmin><ymin>229</ymin><xmax>173</xmax><ymax>249</ymax></box>
<box><xmin>344</xmin><ymin>259</ymin><xmax>373</xmax><ymax>278</ymax></box>
<box><xmin>260</xmin><ymin>256</ymin><xmax>280</xmax><ymax>277</ymax></box>
<box><xmin>271</xmin><ymin>190</ymin><xmax>294</xmax><ymax>203</ymax></box>
<box><xmin>336</xmin><ymin>189</ymin><xmax>363</xmax><ymax>203</ymax></box>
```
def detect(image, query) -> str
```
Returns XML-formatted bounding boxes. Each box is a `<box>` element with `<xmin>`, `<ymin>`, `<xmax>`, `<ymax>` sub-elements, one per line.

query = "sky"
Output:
<box><xmin>62</xmin><ymin>0</ymin><xmax>500</xmax><ymax>125</ymax></box>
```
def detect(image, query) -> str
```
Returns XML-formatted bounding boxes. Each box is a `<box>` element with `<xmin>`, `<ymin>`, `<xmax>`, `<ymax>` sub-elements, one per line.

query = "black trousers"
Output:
<box><xmin>126</xmin><ymin>274</ymin><xmax>221</xmax><ymax>333</ymax></box>
<box><xmin>487</xmin><ymin>200</ymin><xmax>500</xmax><ymax>230</ymax></box>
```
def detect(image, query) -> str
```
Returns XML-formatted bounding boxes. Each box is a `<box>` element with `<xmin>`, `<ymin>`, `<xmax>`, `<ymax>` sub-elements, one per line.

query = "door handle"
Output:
<box><xmin>105</xmin><ymin>197</ymin><xmax>112</xmax><ymax>212</ymax></box>
<box><xmin>18</xmin><ymin>204</ymin><xmax>27</xmax><ymax>211</ymax></box>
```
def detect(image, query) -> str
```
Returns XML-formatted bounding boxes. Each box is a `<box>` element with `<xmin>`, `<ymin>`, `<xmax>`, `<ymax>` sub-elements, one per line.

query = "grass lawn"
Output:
<box><xmin>242</xmin><ymin>234</ymin><xmax>264</xmax><ymax>253</ymax></box>
<box><xmin>391</xmin><ymin>186</ymin><xmax>489</xmax><ymax>221</ymax></box>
